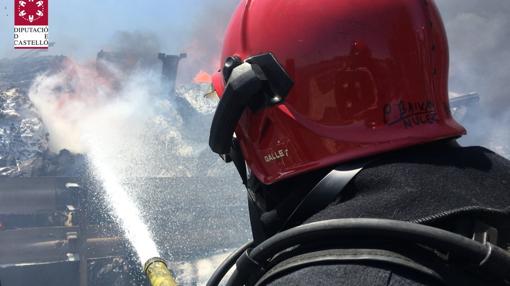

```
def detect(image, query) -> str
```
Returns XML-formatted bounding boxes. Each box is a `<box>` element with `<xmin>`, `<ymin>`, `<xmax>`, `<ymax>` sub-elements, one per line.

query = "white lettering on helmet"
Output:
<box><xmin>264</xmin><ymin>149</ymin><xmax>289</xmax><ymax>163</ymax></box>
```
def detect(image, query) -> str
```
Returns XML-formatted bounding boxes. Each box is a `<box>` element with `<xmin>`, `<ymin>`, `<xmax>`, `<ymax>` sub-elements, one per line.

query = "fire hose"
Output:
<box><xmin>144</xmin><ymin>257</ymin><xmax>178</xmax><ymax>286</ymax></box>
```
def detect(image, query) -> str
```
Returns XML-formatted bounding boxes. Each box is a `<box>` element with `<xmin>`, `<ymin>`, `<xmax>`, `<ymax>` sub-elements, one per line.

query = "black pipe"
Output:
<box><xmin>226</xmin><ymin>219</ymin><xmax>510</xmax><ymax>285</ymax></box>
<box><xmin>206</xmin><ymin>241</ymin><xmax>253</xmax><ymax>286</ymax></box>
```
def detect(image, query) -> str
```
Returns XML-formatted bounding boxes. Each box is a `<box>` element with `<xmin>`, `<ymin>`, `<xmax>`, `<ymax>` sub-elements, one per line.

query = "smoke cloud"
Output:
<box><xmin>436</xmin><ymin>0</ymin><xmax>510</xmax><ymax>157</ymax></box>
<box><xmin>437</xmin><ymin>0</ymin><xmax>510</xmax><ymax>111</ymax></box>
<box><xmin>28</xmin><ymin>56</ymin><xmax>216</xmax><ymax>178</ymax></box>
<box><xmin>109</xmin><ymin>31</ymin><xmax>162</xmax><ymax>59</ymax></box>
<box><xmin>176</xmin><ymin>0</ymin><xmax>239</xmax><ymax>83</ymax></box>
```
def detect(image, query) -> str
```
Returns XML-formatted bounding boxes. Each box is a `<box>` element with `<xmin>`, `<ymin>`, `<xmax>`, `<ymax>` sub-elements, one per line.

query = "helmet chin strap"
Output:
<box><xmin>229</xmin><ymin>137</ymin><xmax>248</xmax><ymax>186</ymax></box>
<box><xmin>247</xmin><ymin>158</ymin><xmax>372</xmax><ymax>242</ymax></box>
<box><xmin>279</xmin><ymin>159</ymin><xmax>369</xmax><ymax>230</ymax></box>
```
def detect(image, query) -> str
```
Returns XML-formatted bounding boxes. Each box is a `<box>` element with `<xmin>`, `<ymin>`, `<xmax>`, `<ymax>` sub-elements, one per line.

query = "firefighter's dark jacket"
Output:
<box><xmin>264</xmin><ymin>143</ymin><xmax>510</xmax><ymax>285</ymax></box>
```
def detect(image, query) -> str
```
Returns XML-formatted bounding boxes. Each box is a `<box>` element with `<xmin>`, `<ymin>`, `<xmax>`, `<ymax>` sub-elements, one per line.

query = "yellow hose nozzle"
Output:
<box><xmin>144</xmin><ymin>257</ymin><xmax>178</xmax><ymax>286</ymax></box>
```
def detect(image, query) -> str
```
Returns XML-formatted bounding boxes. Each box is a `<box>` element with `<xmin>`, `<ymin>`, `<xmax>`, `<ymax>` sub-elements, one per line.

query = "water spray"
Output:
<box><xmin>28</xmin><ymin>55</ymin><xmax>221</xmax><ymax>284</ymax></box>
<box><xmin>89</xmin><ymin>146</ymin><xmax>180</xmax><ymax>285</ymax></box>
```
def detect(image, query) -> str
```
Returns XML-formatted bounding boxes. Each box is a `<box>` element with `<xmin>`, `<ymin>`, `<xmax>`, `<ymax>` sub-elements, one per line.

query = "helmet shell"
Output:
<box><xmin>213</xmin><ymin>0</ymin><xmax>465</xmax><ymax>184</ymax></box>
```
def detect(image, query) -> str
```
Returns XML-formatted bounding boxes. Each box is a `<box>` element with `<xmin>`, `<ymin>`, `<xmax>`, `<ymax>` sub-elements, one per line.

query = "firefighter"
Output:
<box><xmin>207</xmin><ymin>0</ymin><xmax>510</xmax><ymax>285</ymax></box>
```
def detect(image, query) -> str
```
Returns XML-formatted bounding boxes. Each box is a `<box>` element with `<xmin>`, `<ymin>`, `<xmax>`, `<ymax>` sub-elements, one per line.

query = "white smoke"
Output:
<box><xmin>28</xmin><ymin>58</ymin><xmax>215</xmax><ymax>177</ymax></box>
<box><xmin>176</xmin><ymin>0</ymin><xmax>238</xmax><ymax>83</ymax></box>
<box><xmin>436</xmin><ymin>0</ymin><xmax>510</xmax><ymax>157</ymax></box>
<box><xmin>171</xmin><ymin>250</ymin><xmax>235</xmax><ymax>285</ymax></box>
<box><xmin>27</xmin><ymin>51</ymin><xmax>221</xmax><ymax>265</ymax></box>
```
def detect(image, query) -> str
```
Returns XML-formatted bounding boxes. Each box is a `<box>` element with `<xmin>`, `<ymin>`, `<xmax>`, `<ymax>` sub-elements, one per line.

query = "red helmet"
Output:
<box><xmin>210</xmin><ymin>0</ymin><xmax>465</xmax><ymax>185</ymax></box>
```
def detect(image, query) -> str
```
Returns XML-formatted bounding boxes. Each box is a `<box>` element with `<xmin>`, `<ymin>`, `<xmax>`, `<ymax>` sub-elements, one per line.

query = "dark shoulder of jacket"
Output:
<box><xmin>305</xmin><ymin>142</ymin><xmax>510</xmax><ymax>225</ymax></box>
<box><xmin>264</xmin><ymin>142</ymin><xmax>510</xmax><ymax>286</ymax></box>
